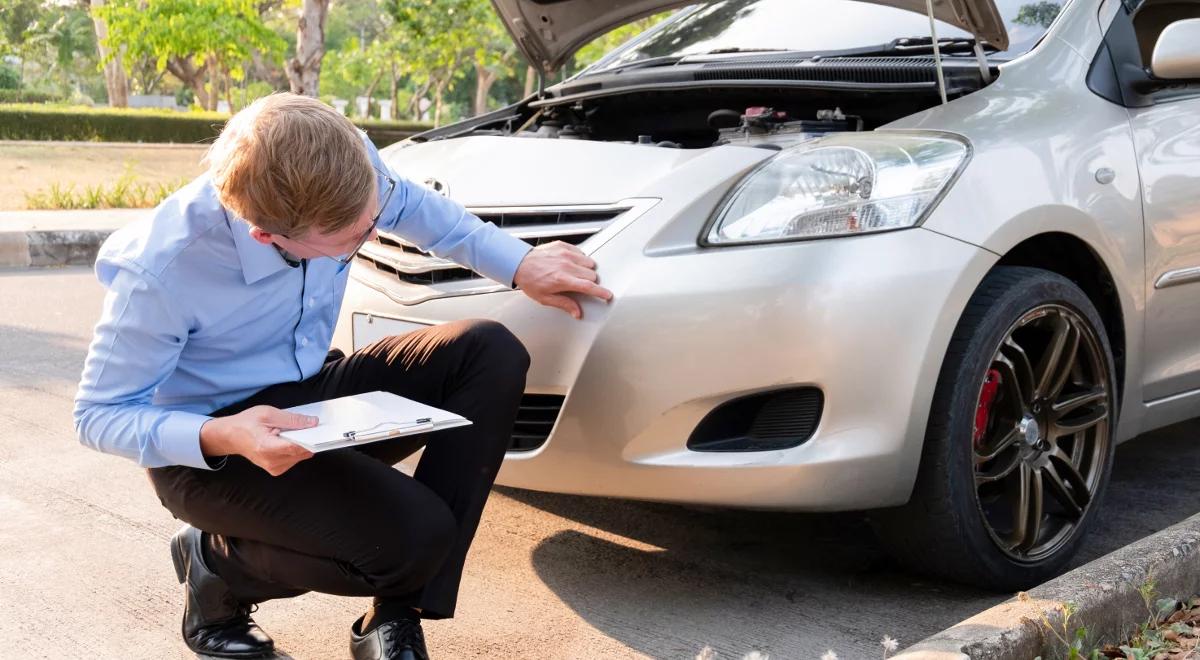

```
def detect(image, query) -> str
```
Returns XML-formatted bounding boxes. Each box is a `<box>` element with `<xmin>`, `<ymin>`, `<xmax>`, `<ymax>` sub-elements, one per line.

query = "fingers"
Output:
<box><xmin>255</xmin><ymin>406</ymin><xmax>319</xmax><ymax>431</ymax></box>
<box><xmin>562</xmin><ymin>262</ymin><xmax>599</xmax><ymax>283</ymax></box>
<box><xmin>257</xmin><ymin>432</ymin><xmax>315</xmax><ymax>476</ymax></box>
<box><xmin>543</xmin><ymin>293</ymin><xmax>583</xmax><ymax>320</ymax></box>
<box><xmin>557</xmin><ymin>275</ymin><xmax>613</xmax><ymax>302</ymax></box>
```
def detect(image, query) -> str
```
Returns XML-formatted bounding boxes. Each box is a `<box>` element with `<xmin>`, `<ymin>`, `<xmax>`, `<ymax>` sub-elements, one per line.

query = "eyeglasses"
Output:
<box><xmin>279</xmin><ymin>169</ymin><xmax>397</xmax><ymax>266</ymax></box>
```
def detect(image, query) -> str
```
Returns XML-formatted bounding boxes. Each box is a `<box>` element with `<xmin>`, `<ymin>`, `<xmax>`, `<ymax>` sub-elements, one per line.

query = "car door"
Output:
<box><xmin>1126</xmin><ymin>3</ymin><xmax>1200</xmax><ymax>401</ymax></box>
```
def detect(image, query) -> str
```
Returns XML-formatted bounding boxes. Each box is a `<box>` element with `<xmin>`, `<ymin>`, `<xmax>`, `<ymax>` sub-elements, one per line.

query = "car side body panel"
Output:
<box><xmin>887</xmin><ymin>1</ymin><xmax>1149</xmax><ymax>444</ymax></box>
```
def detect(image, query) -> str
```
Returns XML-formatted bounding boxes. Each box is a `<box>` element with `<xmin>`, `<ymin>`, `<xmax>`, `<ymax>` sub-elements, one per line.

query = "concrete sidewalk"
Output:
<box><xmin>0</xmin><ymin>209</ymin><xmax>144</xmax><ymax>267</ymax></box>
<box><xmin>897</xmin><ymin>511</ymin><xmax>1200</xmax><ymax>659</ymax></box>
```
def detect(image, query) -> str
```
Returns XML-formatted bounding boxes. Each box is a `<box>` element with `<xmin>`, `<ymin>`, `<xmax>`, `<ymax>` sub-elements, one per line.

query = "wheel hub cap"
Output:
<box><xmin>1019</xmin><ymin>416</ymin><xmax>1041</xmax><ymax>448</ymax></box>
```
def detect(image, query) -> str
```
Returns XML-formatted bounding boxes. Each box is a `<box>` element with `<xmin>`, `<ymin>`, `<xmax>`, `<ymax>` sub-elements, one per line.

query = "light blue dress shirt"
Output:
<box><xmin>73</xmin><ymin>133</ymin><xmax>533</xmax><ymax>471</ymax></box>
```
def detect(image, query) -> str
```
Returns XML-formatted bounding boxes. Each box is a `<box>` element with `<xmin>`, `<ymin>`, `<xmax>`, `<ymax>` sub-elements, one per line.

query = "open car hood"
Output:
<box><xmin>491</xmin><ymin>0</ymin><xmax>1010</xmax><ymax>76</ymax></box>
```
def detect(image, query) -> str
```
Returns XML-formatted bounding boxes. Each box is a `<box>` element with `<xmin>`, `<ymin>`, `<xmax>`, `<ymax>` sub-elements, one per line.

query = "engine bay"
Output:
<box><xmin>414</xmin><ymin>55</ymin><xmax>996</xmax><ymax>150</ymax></box>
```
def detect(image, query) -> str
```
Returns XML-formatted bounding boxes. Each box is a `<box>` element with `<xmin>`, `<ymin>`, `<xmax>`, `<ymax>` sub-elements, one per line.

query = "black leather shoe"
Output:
<box><xmin>170</xmin><ymin>525</ymin><xmax>275</xmax><ymax>658</ymax></box>
<box><xmin>349</xmin><ymin>614</ymin><xmax>429</xmax><ymax>660</ymax></box>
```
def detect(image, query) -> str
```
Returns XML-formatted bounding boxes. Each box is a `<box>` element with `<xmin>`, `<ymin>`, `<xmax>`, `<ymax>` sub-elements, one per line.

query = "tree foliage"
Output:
<box><xmin>6</xmin><ymin>0</ymin><xmax>672</xmax><ymax>124</ymax></box>
<box><xmin>95</xmin><ymin>0</ymin><xmax>285</xmax><ymax>109</ymax></box>
<box><xmin>1014</xmin><ymin>1</ymin><xmax>1062</xmax><ymax>28</ymax></box>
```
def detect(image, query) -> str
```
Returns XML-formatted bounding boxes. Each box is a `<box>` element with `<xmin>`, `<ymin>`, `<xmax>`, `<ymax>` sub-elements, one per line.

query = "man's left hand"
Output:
<box><xmin>512</xmin><ymin>241</ymin><xmax>613</xmax><ymax>320</ymax></box>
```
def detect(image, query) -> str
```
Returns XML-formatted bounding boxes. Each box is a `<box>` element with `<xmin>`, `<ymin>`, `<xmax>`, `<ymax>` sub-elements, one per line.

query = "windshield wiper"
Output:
<box><xmin>844</xmin><ymin>36</ymin><xmax>1001</xmax><ymax>58</ymax></box>
<box><xmin>597</xmin><ymin>48</ymin><xmax>798</xmax><ymax>75</ymax></box>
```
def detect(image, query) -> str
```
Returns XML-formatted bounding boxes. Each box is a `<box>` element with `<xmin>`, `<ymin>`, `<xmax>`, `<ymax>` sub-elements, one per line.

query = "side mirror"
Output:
<box><xmin>1150</xmin><ymin>18</ymin><xmax>1200</xmax><ymax>80</ymax></box>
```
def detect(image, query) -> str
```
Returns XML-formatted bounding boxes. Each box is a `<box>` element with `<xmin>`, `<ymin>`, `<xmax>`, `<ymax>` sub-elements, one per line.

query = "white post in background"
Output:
<box><xmin>355</xmin><ymin>96</ymin><xmax>370</xmax><ymax>118</ymax></box>
<box><xmin>332</xmin><ymin>98</ymin><xmax>349</xmax><ymax>115</ymax></box>
<box><xmin>216</xmin><ymin>100</ymin><xmax>231</xmax><ymax>114</ymax></box>
<box><xmin>417</xmin><ymin>97</ymin><xmax>432</xmax><ymax>122</ymax></box>
<box><xmin>379</xmin><ymin>100</ymin><xmax>393</xmax><ymax>122</ymax></box>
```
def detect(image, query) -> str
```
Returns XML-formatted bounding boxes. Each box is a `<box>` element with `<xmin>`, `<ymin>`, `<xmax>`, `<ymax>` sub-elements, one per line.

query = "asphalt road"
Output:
<box><xmin>2</xmin><ymin>266</ymin><xmax>1198</xmax><ymax>660</ymax></box>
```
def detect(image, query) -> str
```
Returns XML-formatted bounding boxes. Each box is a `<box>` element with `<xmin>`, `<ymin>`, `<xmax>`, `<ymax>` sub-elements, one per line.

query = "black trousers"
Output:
<box><xmin>146</xmin><ymin>318</ymin><xmax>530</xmax><ymax>620</ymax></box>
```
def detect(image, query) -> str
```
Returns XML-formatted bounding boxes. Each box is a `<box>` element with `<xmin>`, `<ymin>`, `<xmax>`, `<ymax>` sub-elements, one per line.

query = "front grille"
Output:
<box><xmin>357</xmin><ymin>205</ymin><xmax>627</xmax><ymax>287</ymax></box>
<box><xmin>508</xmin><ymin>393</ymin><xmax>565</xmax><ymax>452</ymax></box>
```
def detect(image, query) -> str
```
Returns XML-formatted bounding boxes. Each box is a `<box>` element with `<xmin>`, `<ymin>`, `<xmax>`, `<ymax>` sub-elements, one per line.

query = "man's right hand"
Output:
<box><xmin>199</xmin><ymin>405</ymin><xmax>318</xmax><ymax>476</ymax></box>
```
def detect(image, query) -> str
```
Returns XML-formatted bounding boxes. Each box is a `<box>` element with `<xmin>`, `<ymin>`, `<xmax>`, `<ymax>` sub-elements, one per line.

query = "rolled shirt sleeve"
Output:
<box><xmin>363</xmin><ymin>134</ymin><xmax>533</xmax><ymax>288</ymax></box>
<box><xmin>72</xmin><ymin>259</ymin><xmax>224</xmax><ymax>471</ymax></box>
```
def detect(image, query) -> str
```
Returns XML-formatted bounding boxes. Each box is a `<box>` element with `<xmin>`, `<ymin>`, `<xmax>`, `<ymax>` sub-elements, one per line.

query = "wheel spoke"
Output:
<box><xmin>976</xmin><ymin>426</ymin><xmax>1021</xmax><ymax>464</ymax></box>
<box><xmin>1051</xmin><ymin>387</ymin><xmax>1107</xmax><ymax>419</ymax></box>
<box><xmin>993</xmin><ymin>354</ymin><xmax>1030</xmax><ymax>417</ymax></box>
<box><xmin>1047</xmin><ymin>447</ymin><xmax>1092</xmax><ymax>515</ymax></box>
<box><xmin>1046</xmin><ymin>321</ymin><xmax>1081</xmax><ymax>400</ymax></box>
<box><xmin>1052</xmin><ymin>404</ymin><xmax>1108</xmax><ymax>437</ymax></box>
<box><xmin>1000</xmin><ymin>337</ymin><xmax>1036</xmax><ymax>406</ymax></box>
<box><xmin>1034</xmin><ymin>314</ymin><xmax>1074</xmax><ymax>400</ymax></box>
<box><xmin>1042</xmin><ymin>462</ymin><xmax>1087</xmax><ymax>518</ymax></box>
<box><xmin>1009</xmin><ymin>463</ymin><xmax>1044</xmax><ymax>553</ymax></box>
<box><xmin>977</xmin><ymin>449</ymin><xmax>1022</xmax><ymax>485</ymax></box>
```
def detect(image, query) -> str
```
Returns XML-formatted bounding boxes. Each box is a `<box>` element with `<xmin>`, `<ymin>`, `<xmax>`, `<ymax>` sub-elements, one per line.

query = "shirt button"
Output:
<box><xmin>300</xmin><ymin>337</ymin><xmax>309</xmax><ymax>347</ymax></box>
<box><xmin>307</xmin><ymin>297</ymin><xmax>315</xmax><ymax>307</ymax></box>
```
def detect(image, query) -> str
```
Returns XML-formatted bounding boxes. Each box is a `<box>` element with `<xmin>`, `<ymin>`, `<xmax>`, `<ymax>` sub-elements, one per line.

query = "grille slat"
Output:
<box><xmin>359</xmin><ymin>206</ymin><xmax>627</xmax><ymax>287</ymax></box>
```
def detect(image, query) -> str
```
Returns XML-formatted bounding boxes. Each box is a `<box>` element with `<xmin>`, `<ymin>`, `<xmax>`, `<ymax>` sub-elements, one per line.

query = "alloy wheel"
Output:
<box><xmin>971</xmin><ymin>304</ymin><xmax>1112</xmax><ymax>563</ymax></box>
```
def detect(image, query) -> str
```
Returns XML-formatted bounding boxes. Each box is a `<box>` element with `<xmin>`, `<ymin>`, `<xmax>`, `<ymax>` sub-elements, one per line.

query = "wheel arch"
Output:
<box><xmin>992</xmin><ymin>232</ymin><xmax>1128</xmax><ymax>408</ymax></box>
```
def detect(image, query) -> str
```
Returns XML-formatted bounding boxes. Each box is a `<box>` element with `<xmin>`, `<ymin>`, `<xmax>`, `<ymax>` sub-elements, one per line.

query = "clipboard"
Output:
<box><xmin>278</xmin><ymin>390</ymin><xmax>472</xmax><ymax>453</ymax></box>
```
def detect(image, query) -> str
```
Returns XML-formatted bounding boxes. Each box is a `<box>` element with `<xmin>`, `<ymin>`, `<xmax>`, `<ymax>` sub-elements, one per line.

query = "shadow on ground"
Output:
<box><xmin>499</xmin><ymin>418</ymin><xmax>1200</xmax><ymax>657</ymax></box>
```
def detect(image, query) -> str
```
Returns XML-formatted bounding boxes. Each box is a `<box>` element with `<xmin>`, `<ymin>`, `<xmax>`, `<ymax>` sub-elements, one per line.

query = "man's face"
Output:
<box><xmin>274</xmin><ymin>202</ymin><xmax>380</xmax><ymax>262</ymax></box>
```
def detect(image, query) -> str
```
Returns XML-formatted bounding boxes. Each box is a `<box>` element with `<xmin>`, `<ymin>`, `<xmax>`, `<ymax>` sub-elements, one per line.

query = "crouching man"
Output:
<box><xmin>73</xmin><ymin>92</ymin><xmax>612</xmax><ymax>659</ymax></box>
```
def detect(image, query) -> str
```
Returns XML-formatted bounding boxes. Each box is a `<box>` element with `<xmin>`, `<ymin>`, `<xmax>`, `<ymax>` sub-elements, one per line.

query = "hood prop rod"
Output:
<box><xmin>924</xmin><ymin>0</ymin><xmax>949</xmax><ymax>104</ymax></box>
<box><xmin>973</xmin><ymin>40</ymin><xmax>994</xmax><ymax>84</ymax></box>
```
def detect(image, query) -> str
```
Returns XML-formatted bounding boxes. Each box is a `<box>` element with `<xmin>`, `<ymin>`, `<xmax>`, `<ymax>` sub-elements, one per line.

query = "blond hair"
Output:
<box><xmin>206</xmin><ymin>92</ymin><xmax>375</xmax><ymax>237</ymax></box>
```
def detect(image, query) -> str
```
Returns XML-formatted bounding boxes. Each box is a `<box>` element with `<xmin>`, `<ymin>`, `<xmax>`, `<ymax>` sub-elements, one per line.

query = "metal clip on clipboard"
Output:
<box><xmin>340</xmin><ymin>417</ymin><xmax>434</xmax><ymax>443</ymax></box>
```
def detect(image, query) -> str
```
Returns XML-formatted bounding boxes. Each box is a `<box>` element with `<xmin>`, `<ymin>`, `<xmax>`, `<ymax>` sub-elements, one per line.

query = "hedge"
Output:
<box><xmin>0</xmin><ymin>105</ymin><xmax>432</xmax><ymax>147</ymax></box>
<box><xmin>0</xmin><ymin>90</ymin><xmax>65</xmax><ymax>104</ymax></box>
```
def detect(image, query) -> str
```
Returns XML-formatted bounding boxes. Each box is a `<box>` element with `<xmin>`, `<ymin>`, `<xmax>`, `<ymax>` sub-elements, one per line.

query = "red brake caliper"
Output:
<box><xmin>974</xmin><ymin>369</ymin><xmax>1002</xmax><ymax>448</ymax></box>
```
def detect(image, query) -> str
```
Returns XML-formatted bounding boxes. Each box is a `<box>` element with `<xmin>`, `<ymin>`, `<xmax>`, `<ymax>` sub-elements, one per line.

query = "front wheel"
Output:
<box><xmin>872</xmin><ymin>266</ymin><xmax>1118</xmax><ymax>590</ymax></box>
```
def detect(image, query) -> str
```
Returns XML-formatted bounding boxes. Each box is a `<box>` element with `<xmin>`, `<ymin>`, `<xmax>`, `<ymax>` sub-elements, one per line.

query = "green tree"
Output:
<box><xmin>22</xmin><ymin>5</ymin><xmax>102</xmax><ymax>101</ymax></box>
<box><xmin>385</xmin><ymin>0</ymin><xmax>483</xmax><ymax>125</ymax></box>
<box><xmin>1014</xmin><ymin>1</ymin><xmax>1062</xmax><ymax>28</ymax></box>
<box><xmin>0</xmin><ymin>0</ymin><xmax>44</xmax><ymax>87</ymax></box>
<box><xmin>572</xmin><ymin>15</ymin><xmax>667</xmax><ymax>72</ymax></box>
<box><xmin>96</xmin><ymin>0</ymin><xmax>285</xmax><ymax>110</ymax></box>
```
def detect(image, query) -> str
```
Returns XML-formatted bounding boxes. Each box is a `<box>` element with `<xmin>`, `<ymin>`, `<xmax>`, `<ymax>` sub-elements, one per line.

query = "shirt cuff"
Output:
<box><xmin>475</xmin><ymin>229</ymin><xmax>534</xmax><ymax>289</ymax></box>
<box><xmin>157</xmin><ymin>410</ymin><xmax>223</xmax><ymax>470</ymax></box>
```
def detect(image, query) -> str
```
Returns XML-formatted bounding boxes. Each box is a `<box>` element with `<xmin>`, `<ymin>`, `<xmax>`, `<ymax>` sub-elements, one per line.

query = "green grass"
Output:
<box><xmin>24</xmin><ymin>166</ymin><xmax>187</xmax><ymax>210</ymax></box>
<box><xmin>1036</xmin><ymin>581</ymin><xmax>1200</xmax><ymax>659</ymax></box>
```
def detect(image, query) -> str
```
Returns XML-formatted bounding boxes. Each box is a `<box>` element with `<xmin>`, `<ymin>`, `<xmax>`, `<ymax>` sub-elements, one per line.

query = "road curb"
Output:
<box><xmin>0</xmin><ymin>229</ymin><xmax>116</xmax><ymax>268</ymax></box>
<box><xmin>0</xmin><ymin>210</ymin><xmax>143</xmax><ymax>268</ymax></box>
<box><xmin>896</xmin><ymin>513</ymin><xmax>1200</xmax><ymax>659</ymax></box>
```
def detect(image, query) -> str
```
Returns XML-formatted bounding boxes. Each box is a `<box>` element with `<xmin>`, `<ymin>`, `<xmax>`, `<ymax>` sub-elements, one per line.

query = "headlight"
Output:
<box><xmin>704</xmin><ymin>132</ymin><xmax>969</xmax><ymax>245</ymax></box>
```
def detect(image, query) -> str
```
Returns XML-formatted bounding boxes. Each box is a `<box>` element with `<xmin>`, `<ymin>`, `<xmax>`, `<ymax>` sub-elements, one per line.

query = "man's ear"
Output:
<box><xmin>247</xmin><ymin>226</ymin><xmax>275</xmax><ymax>246</ymax></box>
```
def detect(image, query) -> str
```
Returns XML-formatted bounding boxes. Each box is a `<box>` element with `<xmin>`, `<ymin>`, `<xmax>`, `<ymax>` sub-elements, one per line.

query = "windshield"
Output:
<box><xmin>584</xmin><ymin>0</ymin><xmax>1064</xmax><ymax>74</ymax></box>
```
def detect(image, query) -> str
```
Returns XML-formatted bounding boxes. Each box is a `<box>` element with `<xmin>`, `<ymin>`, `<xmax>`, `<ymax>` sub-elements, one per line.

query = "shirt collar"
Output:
<box><xmin>225</xmin><ymin>210</ymin><xmax>293</xmax><ymax>285</ymax></box>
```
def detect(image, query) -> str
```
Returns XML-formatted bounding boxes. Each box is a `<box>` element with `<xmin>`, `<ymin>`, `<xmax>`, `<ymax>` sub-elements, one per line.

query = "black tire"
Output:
<box><xmin>871</xmin><ymin>266</ymin><xmax>1118</xmax><ymax>590</ymax></box>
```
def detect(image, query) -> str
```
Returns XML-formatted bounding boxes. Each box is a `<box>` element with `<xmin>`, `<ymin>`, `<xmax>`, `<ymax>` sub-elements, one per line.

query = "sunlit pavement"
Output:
<box><xmin>2</xmin><ymin>266</ymin><xmax>1197</xmax><ymax>659</ymax></box>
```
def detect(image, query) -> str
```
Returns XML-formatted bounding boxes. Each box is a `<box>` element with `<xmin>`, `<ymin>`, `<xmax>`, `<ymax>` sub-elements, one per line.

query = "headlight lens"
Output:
<box><xmin>705</xmin><ymin>133</ymin><xmax>969</xmax><ymax>245</ymax></box>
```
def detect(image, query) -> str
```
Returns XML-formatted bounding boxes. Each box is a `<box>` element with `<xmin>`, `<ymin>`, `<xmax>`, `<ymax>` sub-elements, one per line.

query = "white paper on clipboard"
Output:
<box><xmin>279</xmin><ymin>390</ymin><xmax>472</xmax><ymax>453</ymax></box>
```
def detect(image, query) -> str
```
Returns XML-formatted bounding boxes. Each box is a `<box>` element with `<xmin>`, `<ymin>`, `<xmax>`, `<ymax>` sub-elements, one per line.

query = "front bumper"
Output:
<box><xmin>334</xmin><ymin>220</ymin><xmax>995</xmax><ymax>511</ymax></box>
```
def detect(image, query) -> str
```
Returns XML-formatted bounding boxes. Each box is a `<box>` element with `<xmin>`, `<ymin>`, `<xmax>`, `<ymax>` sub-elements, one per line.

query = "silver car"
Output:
<box><xmin>332</xmin><ymin>0</ymin><xmax>1200</xmax><ymax>589</ymax></box>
